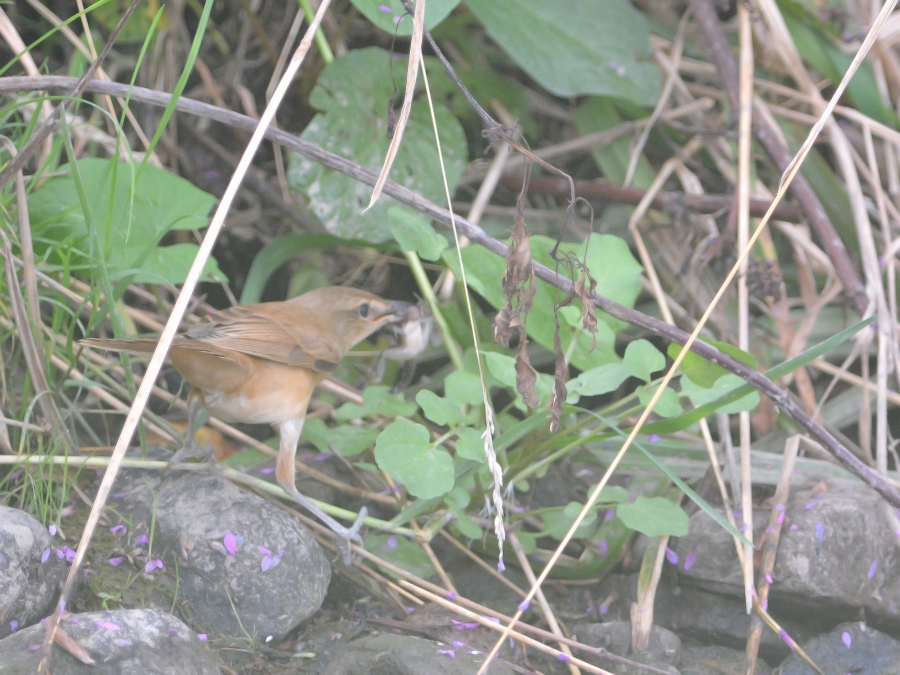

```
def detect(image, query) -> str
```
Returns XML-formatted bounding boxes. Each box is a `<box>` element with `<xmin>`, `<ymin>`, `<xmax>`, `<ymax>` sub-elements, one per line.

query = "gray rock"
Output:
<box><xmin>110</xmin><ymin>447</ymin><xmax>330</xmax><ymax>640</ymax></box>
<box><xmin>681</xmin><ymin>646</ymin><xmax>771</xmax><ymax>675</ymax></box>
<box><xmin>318</xmin><ymin>632</ymin><xmax>515</xmax><ymax>675</ymax></box>
<box><xmin>0</xmin><ymin>608</ymin><xmax>218</xmax><ymax>674</ymax></box>
<box><xmin>775</xmin><ymin>621</ymin><xmax>900</xmax><ymax>675</ymax></box>
<box><xmin>674</xmin><ymin>484</ymin><xmax>900</xmax><ymax>620</ymax></box>
<box><xmin>0</xmin><ymin>506</ymin><xmax>67</xmax><ymax>638</ymax></box>
<box><xmin>574</xmin><ymin>620</ymin><xmax>681</xmax><ymax>666</ymax></box>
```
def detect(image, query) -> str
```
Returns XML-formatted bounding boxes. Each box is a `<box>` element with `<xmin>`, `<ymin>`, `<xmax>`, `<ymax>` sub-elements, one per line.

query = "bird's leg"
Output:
<box><xmin>275</xmin><ymin>418</ymin><xmax>367</xmax><ymax>565</ymax></box>
<box><xmin>167</xmin><ymin>390</ymin><xmax>215</xmax><ymax>466</ymax></box>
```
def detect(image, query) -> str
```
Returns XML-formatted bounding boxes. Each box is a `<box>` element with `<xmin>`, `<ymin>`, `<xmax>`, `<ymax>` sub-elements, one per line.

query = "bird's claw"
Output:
<box><xmin>166</xmin><ymin>439</ymin><xmax>216</xmax><ymax>468</ymax></box>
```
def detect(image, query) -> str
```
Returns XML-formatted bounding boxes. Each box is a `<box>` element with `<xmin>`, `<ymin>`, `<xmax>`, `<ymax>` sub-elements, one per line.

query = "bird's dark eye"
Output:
<box><xmin>358</xmin><ymin>303</ymin><xmax>370</xmax><ymax>318</ymax></box>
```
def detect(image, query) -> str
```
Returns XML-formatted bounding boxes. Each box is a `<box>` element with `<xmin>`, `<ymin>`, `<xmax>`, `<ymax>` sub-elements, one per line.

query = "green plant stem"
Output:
<box><xmin>0</xmin><ymin>455</ymin><xmax>415</xmax><ymax>538</ymax></box>
<box><xmin>404</xmin><ymin>249</ymin><xmax>464</xmax><ymax>370</ymax></box>
<box><xmin>298</xmin><ymin>0</ymin><xmax>334</xmax><ymax>65</ymax></box>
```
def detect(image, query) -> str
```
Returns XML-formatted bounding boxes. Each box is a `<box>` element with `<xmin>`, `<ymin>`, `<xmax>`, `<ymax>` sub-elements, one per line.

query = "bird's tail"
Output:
<box><xmin>80</xmin><ymin>337</ymin><xmax>161</xmax><ymax>355</ymax></box>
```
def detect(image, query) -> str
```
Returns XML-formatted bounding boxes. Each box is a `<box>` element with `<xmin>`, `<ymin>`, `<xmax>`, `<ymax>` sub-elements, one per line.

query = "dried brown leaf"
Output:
<box><xmin>515</xmin><ymin>340</ymin><xmax>538</xmax><ymax>409</ymax></box>
<box><xmin>549</xmin><ymin>316</ymin><xmax>568</xmax><ymax>432</ymax></box>
<box><xmin>574</xmin><ymin>271</ymin><xmax>599</xmax><ymax>351</ymax></box>
<box><xmin>53</xmin><ymin>627</ymin><xmax>94</xmax><ymax>665</ymax></box>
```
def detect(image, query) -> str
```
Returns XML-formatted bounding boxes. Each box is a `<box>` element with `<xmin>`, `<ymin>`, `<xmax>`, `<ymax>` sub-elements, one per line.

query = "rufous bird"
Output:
<box><xmin>83</xmin><ymin>286</ymin><xmax>411</xmax><ymax>563</ymax></box>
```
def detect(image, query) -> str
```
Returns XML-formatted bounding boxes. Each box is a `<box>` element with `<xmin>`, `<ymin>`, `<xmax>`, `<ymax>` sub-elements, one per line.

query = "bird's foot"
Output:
<box><xmin>279</xmin><ymin>480</ymin><xmax>367</xmax><ymax>565</ymax></box>
<box><xmin>166</xmin><ymin>438</ymin><xmax>216</xmax><ymax>468</ymax></box>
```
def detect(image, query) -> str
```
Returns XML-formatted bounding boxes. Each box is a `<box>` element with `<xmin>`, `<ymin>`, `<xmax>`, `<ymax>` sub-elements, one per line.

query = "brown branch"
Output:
<box><xmin>1</xmin><ymin>75</ymin><xmax>897</xmax><ymax>507</ymax></box>
<box><xmin>503</xmin><ymin>175</ymin><xmax>805</xmax><ymax>222</ymax></box>
<box><xmin>688</xmin><ymin>0</ymin><xmax>868</xmax><ymax>315</ymax></box>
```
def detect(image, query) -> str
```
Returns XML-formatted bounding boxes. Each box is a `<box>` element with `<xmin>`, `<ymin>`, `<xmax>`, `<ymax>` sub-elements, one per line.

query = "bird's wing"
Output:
<box><xmin>184</xmin><ymin>303</ymin><xmax>341</xmax><ymax>372</ymax></box>
<box><xmin>81</xmin><ymin>337</ymin><xmax>252</xmax><ymax>372</ymax></box>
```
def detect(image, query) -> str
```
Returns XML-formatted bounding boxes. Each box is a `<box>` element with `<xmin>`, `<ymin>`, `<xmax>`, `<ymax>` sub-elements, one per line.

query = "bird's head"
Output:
<box><xmin>290</xmin><ymin>286</ymin><xmax>412</xmax><ymax>353</ymax></box>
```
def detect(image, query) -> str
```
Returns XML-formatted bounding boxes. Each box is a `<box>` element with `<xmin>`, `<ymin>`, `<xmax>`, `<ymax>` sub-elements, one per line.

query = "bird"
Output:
<box><xmin>82</xmin><ymin>286</ymin><xmax>411</xmax><ymax>563</ymax></box>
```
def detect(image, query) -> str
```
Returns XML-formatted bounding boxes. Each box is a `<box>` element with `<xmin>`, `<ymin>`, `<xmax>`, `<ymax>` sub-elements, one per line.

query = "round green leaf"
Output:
<box><xmin>568</xmin><ymin>363</ymin><xmax>631</xmax><ymax>398</ymax></box>
<box><xmin>624</xmin><ymin>339</ymin><xmax>665</xmax><ymax>383</ymax></box>
<box><xmin>389</xmin><ymin>207</ymin><xmax>448</xmax><ymax>261</ymax></box>
<box><xmin>680</xmin><ymin>373</ymin><xmax>760</xmax><ymax>414</ymax></box>
<box><xmin>349</xmin><ymin>0</ymin><xmax>460</xmax><ymax>36</ymax></box>
<box><xmin>543</xmin><ymin>502</ymin><xmax>598</xmax><ymax>540</ymax></box>
<box><xmin>416</xmin><ymin>390</ymin><xmax>464</xmax><ymax>427</ymax></box>
<box><xmin>375</xmin><ymin>420</ymin><xmax>454</xmax><ymax>498</ymax></box>
<box><xmin>454</xmin><ymin>426</ymin><xmax>486</xmax><ymax>463</ymax></box>
<box><xmin>616</xmin><ymin>497</ymin><xmax>689</xmax><ymax>537</ymax></box>
<box><xmin>364</xmin><ymin>532</ymin><xmax>435</xmax><ymax>579</ymax></box>
<box><xmin>445</xmin><ymin>370</ymin><xmax>485</xmax><ymax>407</ymax></box>
<box><xmin>638</xmin><ymin>384</ymin><xmax>683</xmax><ymax>418</ymax></box>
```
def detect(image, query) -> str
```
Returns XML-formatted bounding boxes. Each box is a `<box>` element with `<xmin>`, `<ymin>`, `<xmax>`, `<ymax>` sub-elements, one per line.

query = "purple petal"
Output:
<box><xmin>168</xmin><ymin>627</ymin><xmax>179</xmax><ymax>633</ymax></box>
<box><xmin>223</xmin><ymin>532</ymin><xmax>237</xmax><ymax>556</ymax></box>
<box><xmin>600</xmin><ymin>604</ymin><xmax>608</xmax><ymax>615</ymax></box>
<box><xmin>804</xmin><ymin>502</ymin><xmax>816</xmax><ymax>509</ymax></box>
<box><xmin>137</xmin><ymin>535</ymin><xmax>148</xmax><ymax>546</ymax></box>
<box><xmin>48</xmin><ymin>524</ymin><xmax>57</xmax><ymax>537</ymax></box>
<box><xmin>665</xmin><ymin>547</ymin><xmax>678</xmax><ymax>565</ymax></box>
<box><xmin>604</xmin><ymin>508</ymin><xmax>615</xmax><ymax>520</ymax></box>
<box><xmin>94</xmin><ymin>621</ymin><xmax>121</xmax><ymax>631</ymax></box>
<box><xmin>114</xmin><ymin>638</ymin><xmax>133</xmax><ymax>647</ymax></box>
<box><xmin>108</xmin><ymin>557</ymin><xmax>124</xmax><ymax>567</ymax></box>
<box><xmin>453</xmin><ymin>640</ymin><xmax>466</xmax><ymax>649</ymax></box>
<box><xmin>779</xmin><ymin>629</ymin><xmax>795</xmax><ymax>650</ymax></box>
<box><xmin>197</xmin><ymin>634</ymin><xmax>208</xmax><ymax>641</ymax></box>
<box><xmin>28</xmin><ymin>645</ymin><xmax>40</xmax><ymax>651</ymax></box>
<box><xmin>684</xmin><ymin>551</ymin><xmax>697</xmax><ymax>571</ymax></box>
<box><xmin>259</xmin><ymin>467</ymin><xmax>275</xmax><ymax>474</ymax></box>
<box><xmin>261</xmin><ymin>555</ymin><xmax>272</xmax><ymax>572</ymax></box>
<box><xmin>9</xmin><ymin>620</ymin><xmax>18</xmax><ymax>632</ymax></box>
<box><xmin>41</xmin><ymin>549</ymin><xmax>50</xmax><ymax>563</ymax></box>
<box><xmin>868</xmin><ymin>560</ymin><xmax>878</xmax><ymax>579</ymax></box>
<box><xmin>257</xmin><ymin>545</ymin><xmax>271</xmax><ymax>556</ymax></box>
<box><xmin>599</xmin><ymin>538</ymin><xmax>608</xmax><ymax>557</ymax></box>
<box><xmin>110</xmin><ymin>525</ymin><xmax>125</xmax><ymax>534</ymax></box>
<box><xmin>9</xmin><ymin>471</ymin><xmax>20</xmax><ymax>480</ymax></box>
<box><xmin>379</xmin><ymin>4</ymin><xmax>393</xmax><ymax>11</ymax></box>
<box><xmin>816</xmin><ymin>522</ymin><xmax>824</xmax><ymax>542</ymax></box>
<box><xmin>558</xmin><ymin>653</ymin><xmax>571</xmax><ymax>662</ymax></box>
<box><xmin>446</xmin><ymin>592</ymin><xmax>457</xmax><ymax>600</ymax></box>
<box><xmin>438</xmin><ymin>649</ymin><xmax>456</xmax><ymax>658</ymax></box>
<box><xmin>112</xmin><ymin>493</ymin><xmax>126</xmax><ymax>499</ymax></box>
<box><xmin>518</xmin><ymin>598</ymin><xmax>530</xmax><ymax>611</ymax></box>
<box><xmin>765</xmin><ymin>572</ymin><xmax>773</xmax><ymax>584</ymax></box>
<box><xmin>790</xmin><ymin>524</ymin><xmax>799</xmax><ymax>531</ymax></box>
<box><xmin>314</xmin><ymin>453</ymin><xmax>331</xmax><ymax>461</ymax></box>
<box><xmin>55</xmin><ymin>548</ymin><xmax>64</xmax><ymax>559</ymax></box>
<box><xmin>65</xmin><ymin>548</ymin><xmax>76</xmax><ymax>563</ymax></box>
<box><xmin>386</xmin><ymin>535</ymin><xmax>398</xmax><ymax>549</ymax></box>
<box><xmin>842</xmin><ymin>631</ymin><xmax>852</xmax><ymax>648</ymax></box>
<box><xmin>497</xmin><ymin>556</ymin><xmax>505</xmax><ymax>573</ymax></box>
<box><xmin>649</xmin><ymin>434</ymin><xmax>660</xmax><ymax>443</ymax></box>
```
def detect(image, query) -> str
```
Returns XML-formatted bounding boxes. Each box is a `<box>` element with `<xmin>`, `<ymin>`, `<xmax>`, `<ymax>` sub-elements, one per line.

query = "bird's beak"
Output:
<box><xmin>375</xmin><ymin>300</ymin><xmax>413</xmax><ymax>322</ymax></box>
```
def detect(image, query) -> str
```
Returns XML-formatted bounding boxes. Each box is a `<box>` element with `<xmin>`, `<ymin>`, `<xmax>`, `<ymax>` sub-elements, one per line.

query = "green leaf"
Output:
<box><xmin>445</xmin><ymin>370</ymin><xmax>484</xmax><ymax>407</ymax></box>
<box><xmin>375</xmin><ymin>420</ymin><xmax>454</xmax><ymax>498</ymax></box>
<box><xmin>443</xmin><ymin>485</ymin><xmax>471</xmax><ymax>512</ymax></box>
<box><xmin>364</xmin><ymin>532</ymin><xmax>436</xmax><ymax>579</ymax></box>
<box><xmin>389</xmin><ymin>207</ymin><xmax>448</xmax><ymax>261</ymax></box>
<box><xmin>542</xmin><ymin>502</ymin><xmax>597</xmax><ymax>540</ymax></box>
<box><xmin>454</xmin><ymin>515</ymin><xmax>483</xmax><ymax>539</ymax></box>
<box><xmin>637</xmin><ymin>384</ymin><xmax>682</xmax><ymax>418</ymax></box>
<box><xmin>514</xmin><ymin>529</ymin><xmax>536</xmax><ymax>554</ymax></box>
<box><xmin>616</xmin><ymin>497</ymin><xmax>689</xmax><ymax>537</ymax></box>
<box><xmin>569</xmin><ymin>363</ymin><xmax>632</xmax><ymax>398</ymax></box>
<box><xmin>133</xmin><ymin>243</ymin><xmax>226</xmax><ymax>284</ymax></box>
<box><xmin>455</xmin><ymin>426</ymin><xmax>486</xmax><ymax>463</ymax></box>
<box><xmin>416</xmin><ymin>390</ymin><xmax>464</xmax><ymax>427</ymax></box>
<box><xmin>624</xmin><ymin>339</ymin><xmax>665</xmax><ymax>383</ymax></box>
<box><xmin>465</xmin><ymin>0</ymin><xmax>661</xmax><ymax>105</ymax></box>
<box><xmin>288</xmin><ymin>47</ymin><xmax>467</xmax><ymax>242</ymax></box>
<box><xmin>28</xmin><ymin>158</ymin><xmax>223</xmax><ymax>286</ymax></box>
<box><xmin>335</xmin><ymin>385</ymin><xmax>418</xmax><ymax>421</ymax></box>
<box><xmin>680</xmin><ymin>374</ymin><xmax>759</xmax><ymax>415</ymax></box>
<box><xmin>647</xmin><ymin>317</ymin><xmax>872</xmax><ymax>436</ymax></box>
<box><xmin>667</xmin><ymin>339</ymin><xmax>756</xmax><ymax>388</ymax></box>
<box><xmin>592</xmin><ymin>485</ymin><xmax>629</xmax><ymax>503</ymax></box>
<box><xmin>302</xmin><ymin>418</ymin><xmax>381</xmax><ymax>457</ymax></box>
<box><xmin>350</xmin><ymin>0</ymin><xmax>459</xmax><ymax>35</ymax></box>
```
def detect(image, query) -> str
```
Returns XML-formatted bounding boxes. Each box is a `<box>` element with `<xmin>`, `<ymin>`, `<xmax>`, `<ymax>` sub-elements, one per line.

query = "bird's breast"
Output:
<box><xmin>175</xmin><ymin>350</ymin><xmax>325</xmax><ymax>425</ymax></box>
